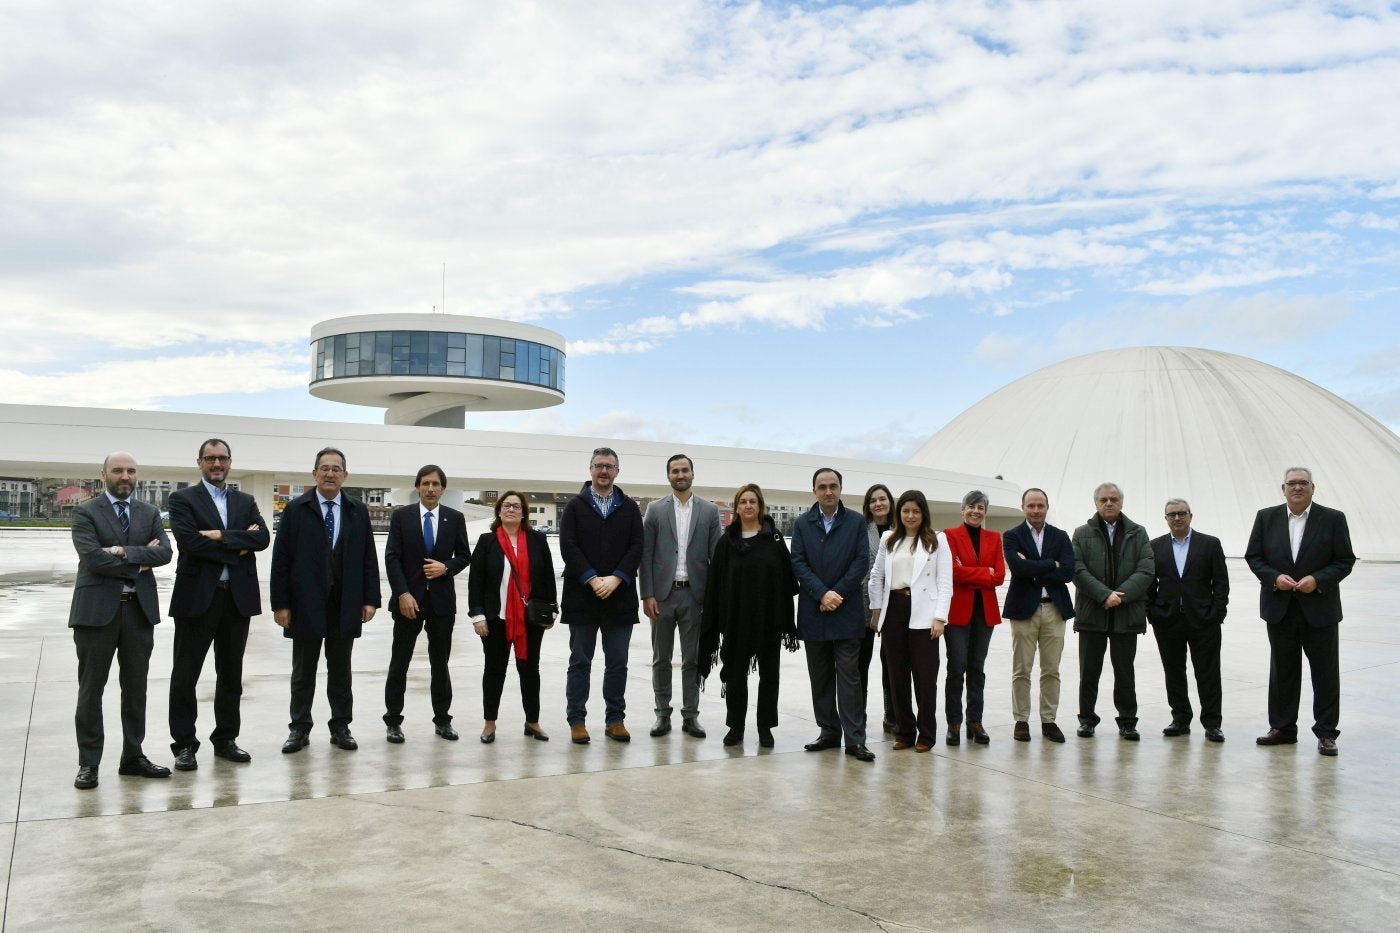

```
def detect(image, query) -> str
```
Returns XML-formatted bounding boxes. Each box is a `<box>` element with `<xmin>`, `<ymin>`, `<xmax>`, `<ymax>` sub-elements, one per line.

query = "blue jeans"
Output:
<box><xmin>566</xmin><ymin>622</ymin><xmax>632</xmax><ymax>725</ymax></box>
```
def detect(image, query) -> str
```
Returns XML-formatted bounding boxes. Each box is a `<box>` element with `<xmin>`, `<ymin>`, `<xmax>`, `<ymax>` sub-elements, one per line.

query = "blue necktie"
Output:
<box><xmin>423</xmin><ymin>511</ymin><xmax>435</xmax><ymax>553</ymax></box>
<box><xmin>324</xmin><ymin>500</ymin><xmax>335</xmax><ymax>545</ymax></box>
<box><xmin>115</xmin><ymin>500</ymin><xmax>130</xmax><ymax>540</ymax></box>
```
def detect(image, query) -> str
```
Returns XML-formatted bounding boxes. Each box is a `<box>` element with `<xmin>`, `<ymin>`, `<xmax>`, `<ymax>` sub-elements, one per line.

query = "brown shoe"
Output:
<box><xmin>1256</xmin><ymin>729</ymin><xmax>1298</xmax><ymax>746</ymax></box>
<box><xmin>570</xmin><ymin>724</ymin><xmax>590</xmax><ymax>745</ymax></box>
<box><xmin>913</xmin><ymin>742</ymin><xmax>932</xmax><ymax>753</ymax></box>
<box><xmin>1318</xmin><ymin>736</ymin><xmax>1338</xmax><ymax>756</ymax></box>
<box><xmin>1041</xmin><ymin>722</ymin><xmax>1066</xmax><ymax>743</ymax></box>
<box><xmin>892</xmin><ymin>739</ymin><xmax>913</xmax><ymax>750</ymax></box>
<box><xmin>1014</xmin><ymin>721</ymin><xmax>1031</xmax><ymax>742</ymax></box>
<box><xmin>605</xmin><ymin>722</ymin><xmax>631</xmax><ymax>742</ymax></box>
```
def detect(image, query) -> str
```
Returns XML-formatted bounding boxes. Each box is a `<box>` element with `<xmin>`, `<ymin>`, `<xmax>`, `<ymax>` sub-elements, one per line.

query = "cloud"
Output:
<box><xmin>0</xmin><ymin>350</ymin><xmax>306</xmax><ymax>408</ymax></box>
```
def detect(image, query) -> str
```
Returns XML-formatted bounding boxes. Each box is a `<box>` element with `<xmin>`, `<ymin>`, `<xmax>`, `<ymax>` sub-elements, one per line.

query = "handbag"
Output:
<box><xmin>504</xmin><ymin>538</ymin><xmax>557</xmax><ymax>627</ymax></box>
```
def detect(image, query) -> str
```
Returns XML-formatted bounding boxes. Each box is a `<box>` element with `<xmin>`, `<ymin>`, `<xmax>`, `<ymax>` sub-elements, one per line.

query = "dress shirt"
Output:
<box><xmin>672</xmin><ymin>494</ymin><xmax>692</xmax><ymax>582</ymax></box>
<box><xmin>589</xmin><ymin>485</ymin><xmax>617</xmax><ymax>518</ymax></box>
<box><xmin>317</xmin><ymin>492</ymin><xmax>342</xmax><ymax>548</ymax></box>
<box><xmin>1172</xmin><ymin>531</ymin><xmax>1191</xmax><ymax>578</ymax></box>
<box><xmin>820</xmin><ymin>508</ymin><xmax>837</xmax><ymax>534</ymax></box>
<box><xmin>105</xmin><ymin>491</ymin><xmax>136</xmax><ymax>592</ymax></box>
<box><xmin>1028</xmin><ymin>521</ymin><xmax>1047</xmax><ymax>598</ymax></box>
<box><xmin>1105</xmin><ymin>520</ymin><xmax>1117</xmax><ymax>546</ymax></box>
<box><xmin>203</xmin><ymin>480</ymin><xmax>231</xmax><ymax>582</ymax></box>
<box><xmin>1288</xmin><ymin>505</ymin><xmax>1310</xmax><ymax>562</ymax></box>
<box><xmin>419</xmin><ymin>503</ymin><xmax>439</xmax><ymax>587</ymax></box>
<box><xmin>888</xmin><ymin>545</ymin><xmax>914</xmax><ymax>590</ymax></box>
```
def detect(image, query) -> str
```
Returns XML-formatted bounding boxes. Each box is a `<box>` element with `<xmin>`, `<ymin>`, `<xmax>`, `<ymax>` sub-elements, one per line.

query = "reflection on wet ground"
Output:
<box><xmin>2</xmin><ymin>529</ymin><xmax>1399</xmax><ymax>930</ymax></box>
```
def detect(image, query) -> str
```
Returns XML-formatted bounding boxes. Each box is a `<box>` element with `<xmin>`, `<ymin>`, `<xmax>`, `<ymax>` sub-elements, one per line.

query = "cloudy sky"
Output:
<box><xmin>4</xmin><ymin>0</ymin><xmax>1398</xmax><ymax>462</ymax></box>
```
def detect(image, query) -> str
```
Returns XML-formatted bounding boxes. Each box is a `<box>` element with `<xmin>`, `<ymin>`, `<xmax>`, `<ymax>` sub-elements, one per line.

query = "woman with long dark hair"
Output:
<box><xmin>944</xmin><ymin>489</ymin><xmax>1006</xmax><ymax>746</ymax></box>
<box><xmin>861</xmin><ymin>483</ymin><xmax>896</xmax><ymax>734</ymax></box>
<box><xmin>699</xmin><ymin>484</ymin><xmax>799</xmax><ymax>748</ymax></box>
<box><xmin>467</xmin><ymin>491</ymin><xmax>557</xmax><ymax>743</ymax></box>
<box><xmin>869</xmin><ymin>490</ymin><xmax>951</xmax><ymax>752</ymax></box>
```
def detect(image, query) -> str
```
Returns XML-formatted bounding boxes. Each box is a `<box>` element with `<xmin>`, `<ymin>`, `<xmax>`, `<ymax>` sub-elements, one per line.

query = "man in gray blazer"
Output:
<box><xmin>640</xmin><ymin>454</ymin><xmax>723</xmax><ymax>738</ymax></box>
<box><xmin>69</xmin><ymin>452</ymin><xmax>174</xmax><ymax>789</ymax></box>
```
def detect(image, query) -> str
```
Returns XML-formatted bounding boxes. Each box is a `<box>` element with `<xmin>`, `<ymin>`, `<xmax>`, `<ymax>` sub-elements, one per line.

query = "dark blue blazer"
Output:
<box><xmin>1001</xmin><ymin>521</ymin><xmax>1075</xmax><ymax>622</ymax></box>
<box><xmin>168</xmin><ymin>482</ymin><xmax>269</xmax><ymax>619</ymax></box>
<box><xmin>790</xmin><ymin>501</ymin><xmax>870</xmax><ymax>641</ymax></box>
<box><xmin>384</xmin><ymin>504</ymin><xmax>471</xmax><ymax>622</ymax></box>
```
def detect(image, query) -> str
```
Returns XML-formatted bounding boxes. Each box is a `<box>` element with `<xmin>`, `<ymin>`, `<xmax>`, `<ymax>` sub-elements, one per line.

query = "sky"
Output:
<box><xmin>3</xmin><ymin>0</ymin><xmax>1399</xmax><ymax>465</ymax></box>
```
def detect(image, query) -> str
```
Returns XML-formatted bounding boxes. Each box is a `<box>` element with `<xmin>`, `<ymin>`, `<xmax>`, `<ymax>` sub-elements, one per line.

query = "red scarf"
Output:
<box><xmin>495</xmin><ymin>524</ymin><xmax>531</xmax><ymax>660</ymax></box>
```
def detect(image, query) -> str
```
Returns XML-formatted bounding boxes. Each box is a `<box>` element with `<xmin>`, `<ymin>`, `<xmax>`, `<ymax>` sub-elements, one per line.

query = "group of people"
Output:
<box><xmin>66</xmin><ymin>442</ymin><xmax>1356</xmax><ymax>790</ymax></box>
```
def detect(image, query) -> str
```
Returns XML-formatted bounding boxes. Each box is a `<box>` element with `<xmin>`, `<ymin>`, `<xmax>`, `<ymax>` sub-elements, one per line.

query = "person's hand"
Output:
<box><xmin>274</xmin><ymin>609</ymin><xmax>290</xmax><ymax>629</ymax></box>
<box><xmin>361</xmin><ymin>605</ymin><xmax>376</xmax><ymax>623</ymax></box>
<box><xmin>1103</xmin><ymin>591</ymin><xmax>1123</xmax><ymax>609</ymax></box>
<box><xmin>931</xmin><ymin>620</ymin><xmax>946</xmax><ymax>639</ymax></box>
<box><xmin>1295</xmin><ymin>575</ymin><xmax>1318</xmax><ymax>594</ymax></box>
<box><xmin>819</xmin><ymin>591</ymin><xmax>843</xmax><ymax>612</ymax></box>
<box><xmin>199</xmin><ymin>529</ymin><xmax>223</xmax><ymax>541</ymax></box>
<box><xmin>473</xmin><ymin>619</ymin><xmax>489</xmax><ymax>637</ymax></box>
<box><xmin>591</xmin><ymin>575</ymin><xmax>621</xmax><ymax>599</ymax></box>
<box><xmin>868</xmin><ymin>609</ymin><xmax>879</xmax><ymax>630</ymax></box>
<box><xmin>1275</xmin><ymin>574</ymin><xmax>1298</xmax><ymax>591</ymax></box>
<box><xmin>398</xmin><ymin>593</ymin><xmax>419</xmax><ymax>619</ymax></box>
<box><xmin>643</xmin><ymin>596</ymin><xmax>660</xmax><ymax>621</ymax></box>
<box><xmin>423</xmin><ymin>558</ymin><xmax>447</xmax><ymax>580</ymax></box>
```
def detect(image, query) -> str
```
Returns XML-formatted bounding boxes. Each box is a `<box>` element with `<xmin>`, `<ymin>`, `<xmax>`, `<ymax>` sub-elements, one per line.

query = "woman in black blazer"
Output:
<box><xmin>467</xmin><ymin>491</ymin><xmax>557</xmax><ymax>743</ymax></box>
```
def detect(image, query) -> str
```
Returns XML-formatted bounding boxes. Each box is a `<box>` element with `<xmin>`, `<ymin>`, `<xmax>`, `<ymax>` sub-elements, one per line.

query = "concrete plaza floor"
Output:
<box><xmin>1</xmin><ymin>532</ymin><xmax>1398</xmax><ymax>931</ymax></box>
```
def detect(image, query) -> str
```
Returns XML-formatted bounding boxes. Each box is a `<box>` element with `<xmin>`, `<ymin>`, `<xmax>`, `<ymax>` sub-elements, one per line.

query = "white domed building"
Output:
<box><xmin>908</xmin><ymin>347</ymin><xmax>1400</xmax><ymax>559</ymax></box>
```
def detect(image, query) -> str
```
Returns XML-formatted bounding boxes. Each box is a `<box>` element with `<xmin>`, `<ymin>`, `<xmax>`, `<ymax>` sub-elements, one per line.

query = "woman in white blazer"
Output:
<box><xmin>869</xmin><ymin>490</ymin><xmax>953</xmax><ymax>752</ymax></box>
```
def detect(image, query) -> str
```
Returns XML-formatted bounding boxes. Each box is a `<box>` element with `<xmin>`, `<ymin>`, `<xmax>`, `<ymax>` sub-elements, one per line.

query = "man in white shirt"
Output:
<box><xmin>640</xmin><ymin>454</ymin><xmax>723</xmax><ymax>738</ymax></box>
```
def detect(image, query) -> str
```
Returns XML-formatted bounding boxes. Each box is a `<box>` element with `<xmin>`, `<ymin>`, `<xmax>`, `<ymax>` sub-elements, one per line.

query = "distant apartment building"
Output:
<box><xmin>0</xmin><ymin>476</ymin><xmax>35</xmax><ymax>518</ymax></box>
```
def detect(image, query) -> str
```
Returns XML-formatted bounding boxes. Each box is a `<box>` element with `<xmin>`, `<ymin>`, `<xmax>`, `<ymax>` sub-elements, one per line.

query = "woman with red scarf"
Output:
<box><xmin>467</xmin><ymin>491</ymin><xmax>558</xmax><ymax>743</ymax></box>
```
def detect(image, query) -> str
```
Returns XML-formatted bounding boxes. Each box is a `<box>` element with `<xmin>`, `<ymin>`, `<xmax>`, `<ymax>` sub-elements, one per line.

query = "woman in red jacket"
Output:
<box><xmin>944</xmin><ymin>490</ymin><xmax>1005</xmax><ymax>746</ymax></box>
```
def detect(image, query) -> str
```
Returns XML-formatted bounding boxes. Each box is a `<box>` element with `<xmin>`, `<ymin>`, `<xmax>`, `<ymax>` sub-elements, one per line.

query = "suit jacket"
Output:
<box><xmin>69</xmin><ymin>496</ymin><xmax>172</xmax><ymax>628</ymax></box>
<box><xmin>1002</xmin><ymin>521</ymin><xmax>1076</xmax><ymax>622</ymax></box>
<box><xmin>270</xmin><ymin>490</ymin><xmax>381</xmax><ymax>639</ymax></box>
<box><xmin>558</xmin><ymin>483</ymin><xmax>644</xmax><ymax>625</ymax></box>
<box><xmin>1244</xmin><ymin>503</ymin><xmax>1355</xmax><ymax>627</ymax></box>
<box><xmin>943</xmin><ymin>523</ymin><xmax>1006</xmax><ymax>627</ymax></box>
<box><xmin>1146</xmin><ymin>531</ymin><xmax>1229</xmax><ymax>628</ymax></box>
<box><xmin>791</xmin><ymin>501</ymin><xmax>870</xmax><ymax>641</ymax></box>
<box><xmin>868</xmin><ymin>530</ymin><xmax>952</xmax><ymax>631</ymax></box>
<box><xmin>167</xmin><ymin>482</ymin><xmax>269</xmax><ymax>619</ymax></box>
<box><xmin>384</xmin><ymin>504</ymin><xmax>471</xmax><ymax>622</ymax></box>
<box><xmin>639</xmin><ymin>495</ymin><xmax>723</xmax><ymax>602</ymax></box>
<box><xmin>467</xmin><ymin>526</ymin><xmax>557</xmax><ymax>622</ymax></box>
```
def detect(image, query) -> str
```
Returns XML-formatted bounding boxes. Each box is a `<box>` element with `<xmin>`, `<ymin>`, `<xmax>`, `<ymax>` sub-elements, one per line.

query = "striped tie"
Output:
<box><xmin>116</xmin><ymin>500</ymin><xmax>130</xmax><ymax>540</ymax></box>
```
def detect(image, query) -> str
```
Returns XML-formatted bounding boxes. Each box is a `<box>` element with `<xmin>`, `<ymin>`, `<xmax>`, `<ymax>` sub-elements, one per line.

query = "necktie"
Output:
<box><xmin>423</xmin><ymin>511</ymin><xmax>435</xmax><ymax>553</ymax></box>
<box><xmin>116</xmin><ymin>500</ymin><xmax>130</xmax><ymax>540</ymax></box>
<box><xmin>324</xmin><ymin>500</ymin><xmax>335</xmax><ymax>545</ymax></box>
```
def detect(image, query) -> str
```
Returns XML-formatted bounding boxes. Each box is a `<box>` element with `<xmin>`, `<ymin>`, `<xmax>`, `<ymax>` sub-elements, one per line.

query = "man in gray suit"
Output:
<box><xmin>641</xmin><ymin>454</ymin><xmax>723</xmax><ymax>739</ymax></box>
<box><xmin>69</xmin><ymin>451</ymin><xmax>174</xmax><ymax>789</ymax></box>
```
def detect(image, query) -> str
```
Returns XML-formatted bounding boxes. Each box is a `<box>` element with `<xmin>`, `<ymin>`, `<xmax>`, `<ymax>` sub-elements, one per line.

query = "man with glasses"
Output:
<box><xmin>166</xmin><ymin>439</ymin><xmax>270</xmax><ymax>770</ymax></box>
<box><xmin>559</xmin><ymin>447</ymin><xmax>644</xmax><ymax>744</ymax></box>
<box><xmin>1146</xmin><ymin>499</ymin><xmax>1229</xmax><ymax>742</ymax></box>
<box><xmin>1246</xmin><ymin>468</ymin><xmax>1355</xmax><ymax>756</ymax></box>
<box><xmin>271</xmin><ymin>447</ymin><xmax>381</xmax><ymax>753</ymax></box>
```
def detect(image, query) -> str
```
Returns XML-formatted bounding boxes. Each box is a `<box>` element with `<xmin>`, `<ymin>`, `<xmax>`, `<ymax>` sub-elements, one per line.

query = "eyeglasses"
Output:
<box><xmin>590</xmin><ymin>463</ymin><xmax>618</xmax><ymax>472</ymax></box>
<box><xmin>200</xmin><ymin>456</ymin><xmax>230</xmax><ymax>464</ymax></box>
<box><xmin>499</xmin><ymin>502</ymin><xmax>523</xmax><ymax>511</ymax></box>
<box><xmin>1165</xmin><ymin>511</ymin><xmax>1189</xmax><ymax>519</ymax></box>
<box><xmin>1284</xmin><ymin>481</ymin><xmax>1312</xmax><ymax>488</ymax></box>
<box><xmin>316</xmin><ymin>466</ymin><xmax>345</xmax><ymax>475</ymax></box>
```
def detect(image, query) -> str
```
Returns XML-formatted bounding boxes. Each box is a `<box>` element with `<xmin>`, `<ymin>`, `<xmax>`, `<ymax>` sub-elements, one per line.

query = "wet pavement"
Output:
<box><xmin>1</xmin><ymin>529</ymin><xmax>1398</xmax><ymax>931</ymax></box>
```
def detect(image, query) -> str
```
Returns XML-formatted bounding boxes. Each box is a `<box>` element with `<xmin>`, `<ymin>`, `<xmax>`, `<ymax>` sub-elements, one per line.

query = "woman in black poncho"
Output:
<box><xmin>699</xmin><ymin>483</ymin><xmax>799</xmax><ymax>749</ymax></box>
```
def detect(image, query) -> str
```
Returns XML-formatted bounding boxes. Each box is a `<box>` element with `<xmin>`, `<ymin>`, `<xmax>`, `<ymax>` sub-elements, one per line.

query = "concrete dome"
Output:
<box><xmin>908</xmin><ymin>346</ymin><xmax>1400</xmax><ymax>559</ymax></box>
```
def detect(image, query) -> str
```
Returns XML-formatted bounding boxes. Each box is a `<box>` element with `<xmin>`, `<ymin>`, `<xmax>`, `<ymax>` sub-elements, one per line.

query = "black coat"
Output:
<box><xmin>168</xmin><ymin>483</ymin><xmax>270</xmax><ymax>619</ymax></box>
<box><xmin>1244</xmin><ymin>503</ymin><xmax>1355</xmax><ymax>627</ymax></box>
<box><xmin>558</xmin><ymin>483</ymin><xmax>643</xmax><ymax>625</ymax></box>
<box><xmin>467</xmin><ymin>526</ymin><xmax>558</xmax><ymax>621</ymax></box>
<box><xmin>384</xmin><ymin>504</ymin><xmax>471</xmax><ymax>622</ymax></box>
<box><xmin>699</xmin><ymin>516</ymin><xmax>798</xmax><ymax>682</ymax></box>
<box><xmin>1147</xmin><ymin>531</ymin><xmax>1229</xmax><ymax>628</ymax></box>
<box><xmin>270</xmin><ymin>490</ymin><xmax>381</xmax><ymax>639</ymax></box>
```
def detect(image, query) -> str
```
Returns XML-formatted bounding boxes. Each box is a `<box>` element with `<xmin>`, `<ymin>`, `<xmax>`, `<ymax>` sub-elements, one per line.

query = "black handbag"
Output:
<box><xmin>504</xmin><ymin>537</ymin><xmax>556</xmax><ymax>627</ymax></box>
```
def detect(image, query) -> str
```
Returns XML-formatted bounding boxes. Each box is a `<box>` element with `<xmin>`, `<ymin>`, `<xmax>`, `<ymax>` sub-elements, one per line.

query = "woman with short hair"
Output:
<box><xmin>943</xmin><ymin>489</ymin><xmax>1006</xmax><ymax>746</ymax></box>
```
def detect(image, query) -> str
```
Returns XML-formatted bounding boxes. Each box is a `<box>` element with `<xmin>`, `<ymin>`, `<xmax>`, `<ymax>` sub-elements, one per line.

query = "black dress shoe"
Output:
<box><xmin>1204</xmin><ymin>727</ymin><xmax>1225</xmax><ymax>743</ymax></box>
<box><xmin>1077</xmin><ymin>721</ymin><xmax>1095</xmax><ymax>738</ymax></box>
<box><xmin>73</xmin><ymin>766</ymin><xmax>98</xmax><ymax>790</ymax></box>
<box><xmin>1013</xmin><ymin>721</ymin><xmax>1031</xmax><ymax>742</ymax></box>
<box><xmin>968</xmin><ymin>722</ymin><xmax>990</xmax><ymax>745</ymax></box>
<box><xmin>173</xmin><ymin>747</ymin><xmax>198</xmax><ymax>771</ymax></box>
<box><xmin>758</xmin><ymin>727</ymin><xmax>774</xmax><ymax>748</ymax></box>
<box><xmin>649</xmin><ymin>716</ymin><xmax>671</xmax><ymax>737</ymax></box>
<box><xmin>282</xmin><ymin>731</ymin><xmax>309</xmax><ymax>754</ymax></box>
<box><xmin>945</xmin><ymin>729</ymin><xmax>960</xmax><ymax>747</ymax></box>
<box><xmin>523</xmin><ymin>724</ymin><xmax>550</xmax><ymax>741</ymax></box>
<box><xmin>804</xmin><ymin>736</ymin><xmax>840</xmax><ymax>751</ymax></box>
<box><xmin>118</xmin><ymin>756</ymin><xmax>172</xmax><ymax>778</ymax></box>
<box><xmin>1318</xmin><ymin>736</ymin><xmax>1338</xmax><ymax>756</ymax></box>
<box><xmin>1256</xmin><ymin>728</ymin><xmax>1298</xmax><ymax>746</ymax></box>
<box><xmin>329</xmin><ymin>730</ymin><xmax>358</xmax><ymax>751</ymax></box>
<box><xmin>213</xmin><ymin>742</ymin><xmax>252</xmax><ymax>762</ymax></box>
<box><xmin>723</xmin><ymin>729</ymin><xmax>743</xmax><ymax>747</ymax></box>
<box><xmin>1162</xmin><ymin>720</ymin><xmax>1191</xmax><ymax>737</ymax></box>
<box><xmin>682</xmin><ymin>718</ymin><xmax>707</xmax><ymax>739</ymax></box>
<box><xmin>845</xmin><ymin>744</ymin><xmax>876</xmax><ymax>762</ymax></box>
<box><xmin>480</xmin><ymin>729</ymin><xmax>495</xmax><ymax>744</ymax></box>
<box><xmin>1119</xmin><ymin>726</ymin><xmax>1141</xmax><ymax>741</ymax></box>
<box><xmin>385</xmin><ymin>725</ymin><xmax>405</xmax><ymax>744</ymax></box>
<box><xmin>436</xmin><ymin>725</ymin><xmax>460</xmax><ymax>741</ymax></box>
<box><xmin>1042</xmin><ymin>723</ymin><xmax>1066</xmax><ymax>743</ymax></box>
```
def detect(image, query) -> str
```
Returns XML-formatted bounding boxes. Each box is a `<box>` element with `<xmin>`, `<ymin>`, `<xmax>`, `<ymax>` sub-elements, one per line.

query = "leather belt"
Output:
<box><xmin>1040</xmin><ymin>597</ymin><xmax>1053</xmax><ymax>603</ymax></box>
<box><xmin>119</xmin><ymin>592</ymin><xmax>137</xmax><ymax>601</ymax></box>
<box><xmin>892</xmin><ymin>587</ymin><xmax>912</xmax><ymax>596</ymax></box>
<box><xmin>214</xmin><ymin>581</ymin><xmax>232</xmax><ymax>590</ymax></box>
<box><xmin>672</xmin><ymin>580</ymin><xmax>690</xmax><ymax>589</ymax></box>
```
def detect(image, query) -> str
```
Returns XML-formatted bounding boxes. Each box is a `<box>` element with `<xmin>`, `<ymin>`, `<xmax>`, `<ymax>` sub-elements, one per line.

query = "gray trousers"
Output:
<box><xmin>804</xmin><ymin>637</ymin><xmax>866</xmax><ymax>747</ymax></box>
<box><xmin>651</xmin><ymin>586</ymin><xmax>701</xmax><ymax>719</ymax></box>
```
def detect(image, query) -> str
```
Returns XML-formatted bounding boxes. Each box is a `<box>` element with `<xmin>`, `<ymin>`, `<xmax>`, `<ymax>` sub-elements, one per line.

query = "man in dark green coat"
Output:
<box><xmin>1072</xmin><ymin>482</ymin><xmax>1155</xmax><ymax>740</ymax></box>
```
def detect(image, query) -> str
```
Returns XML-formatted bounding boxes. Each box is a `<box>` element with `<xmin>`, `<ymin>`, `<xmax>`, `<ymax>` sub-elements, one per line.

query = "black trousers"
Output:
<box><xmin>1152</xmin><ymin>616</ymin><xmax>1222</xmax><ymax>728</ymax></box>
<box><xmin>881</xmin><ymin>592</ymin><xmax>941</xmax><ymax>745</ymax></box>
<box><xmin>169</xmin><ymin>588</ymin><xmax>250</xmax><ymax>752</ymax></box>
<box><xmin>857</xmin><ymin>625</ymin><xmax>894</xmax><ymax>729</ymax></box>
<box><xmin>804</xmin><ymin>637</ymin><xmax>865</xmax><ymax>746</ymax></box>
<box><xmin>289</xmin><ymin>626</ymin><xmax>355</xmax><ymax>734</ymax></box>
<box><xmin>1267</xmin><ymin>602</ymin><xmax>1340</xmax><ymax>739</ymax></box>
<box><xmin>73</xmin><ymin>599</ymin><xmax>153</xmax><ymax>768</ymax></box>
<box><xmin>724</xmin><ymin>639</ymin><xmax>781</xmax><ymax>731</ymax></box>
<box><xmin>1078</xmin><ymin>630</ymin><xmax>1139</xmax><ymax>727</ymax></box>
<box><xmin>944</xmin><ymin>621</ymin><xmax>994</xmax><ymax>725</ymax></box>
<box><xmin>384</xmin><ymin>615</ymin><xmax>455</xmax><ymax>727</ymax></box>
<box><xmin>481</xmin><ymin>618</ymin><xmax>545</xmax><ymax>722</ymax></box>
